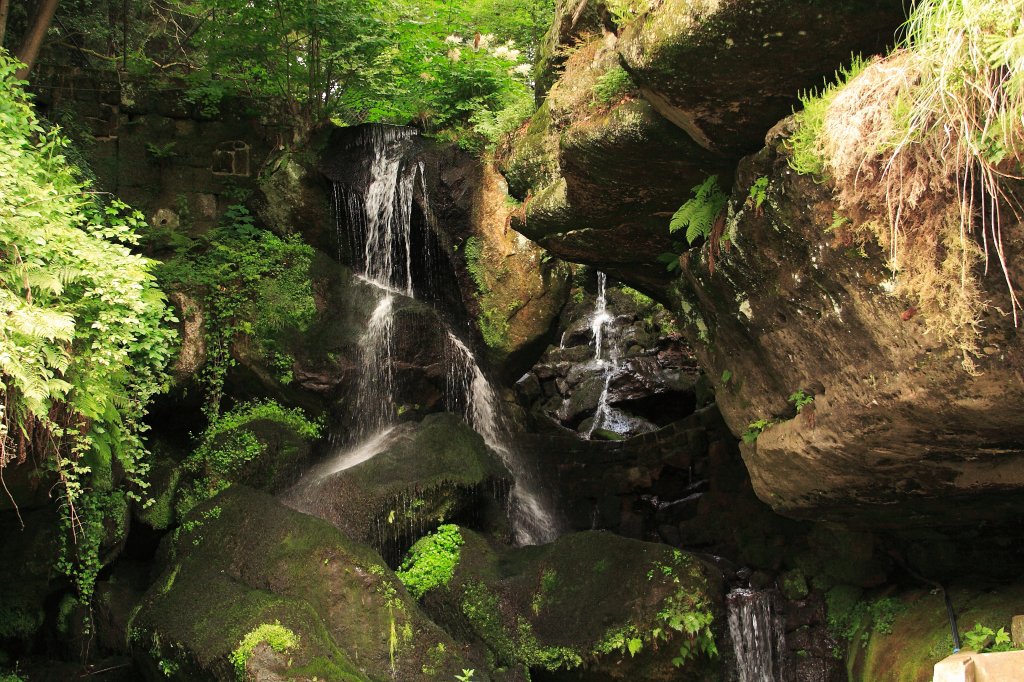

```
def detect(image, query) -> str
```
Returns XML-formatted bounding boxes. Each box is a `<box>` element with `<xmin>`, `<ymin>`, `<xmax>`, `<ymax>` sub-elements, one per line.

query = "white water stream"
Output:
<box><xmin>727</xmin><ymin>588</ymin><xmax>787</xmax><ymax>682</ymax></box>
<box><xmin>322</xmin><ymin>124</ymin><xmax>559</xmax><ymax>545</ymax></box>
<box><xmin>586</xmin><ymin>272</ymin><xmax>619</xmax><ymax>440</ymax></box>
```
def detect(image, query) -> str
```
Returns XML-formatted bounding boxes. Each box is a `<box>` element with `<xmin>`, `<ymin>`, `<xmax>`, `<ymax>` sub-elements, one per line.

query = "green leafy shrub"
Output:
<box><xmin>397</xmin><ymin>524</ymin><xmax>464</xmax><ymax>599</ymax></box>
<box><xmin>742</xmin><ymin>419</ymin><xmax>774</xmax><ymax>444</ymax></box>
<box><xmin>156</xmin><ymin>205</ymin><xmax>315</xmax><ymax>417</ymax></box>
<box><xmin>788</xmin><ymin>390</ymin><xmax>814</xmax><ymax>413</ymax></box>
<box><xmin>0</xmin><ymin>51</ymin><xmax>177</xmax><ymax>600</ymax></box>
<box><xmin>962</xmin><ymin>623</ymin><xmax>1019</xmax><ymax>653</ymax></box>
<box><xmin>470</xmin><ymin>89</ymin><xmax>536</xmax><ymax>149</ymax></box>
<box><xmin>746</xmin><ymin>176</ymin><xmax>769</xmax><ymax>211</ymax></box>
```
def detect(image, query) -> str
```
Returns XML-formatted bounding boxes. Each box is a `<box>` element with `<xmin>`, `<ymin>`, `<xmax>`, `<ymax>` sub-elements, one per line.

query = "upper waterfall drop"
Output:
<box><xmin>326</xmin><ymin>123</ymin><xmax>561</xmax><ymax>546</ymax></box>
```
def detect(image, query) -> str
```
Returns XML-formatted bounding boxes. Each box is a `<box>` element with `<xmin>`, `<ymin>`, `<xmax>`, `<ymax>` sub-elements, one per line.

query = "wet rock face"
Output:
<box><xmin>518</xmin><ymin>280</ymin><xmax>700</xmax><ymax>439</ymax></box>
<box><xmin>283</xmin><ymin>413</ymin><xmax>511</xmax><ymax>565</ymax></box>
<box><xmin>670</xmin><ymin>140</ymin><xmax>1024</xmax><ymax>540</ymax></box>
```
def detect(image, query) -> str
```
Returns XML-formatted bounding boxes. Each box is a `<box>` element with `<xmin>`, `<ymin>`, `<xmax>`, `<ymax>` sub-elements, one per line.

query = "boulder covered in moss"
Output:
<box><xmin>284</xmin><ymin>413</ymin><xmax>512</xmax><ymax>565</ymax></box>
<box><xmin>453</xmin><ymin>163</ymin><xmax>572</xmax><ymax>375</ymax></box>
<box><xmin>843</xmin><ymin>582</ymin><xmax>1024</xmax><ymax>682</ymax></box>
<box><xmin>617</xmin><ymin>0</ymin><xmax>906</xmax><ymax>157</ymax></box>
<box><xmin>405</xmin><ymin>527</ymin><xmax>724</xmax><ymax>680</ymax></box>
<box><xmin>132</xmin><ymin>486</ymin><xmax>483</xmax><ymax>681</ymax></box>
<box><xmin>534</xmin><ymin>0</ymin><xmax>615</xmax><ymax>100</ymax></box>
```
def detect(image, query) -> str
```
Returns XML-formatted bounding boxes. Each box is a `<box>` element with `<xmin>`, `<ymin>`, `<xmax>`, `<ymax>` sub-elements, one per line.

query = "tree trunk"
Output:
<box><xmin>0</xmin><ymin>0</ymin><xmax>11</xmax><ymax>51</ymax></box>
<box><xmin>15</xmin><ymin>0</ymin><xmax>60</xmax><ymax>80</ymax></box>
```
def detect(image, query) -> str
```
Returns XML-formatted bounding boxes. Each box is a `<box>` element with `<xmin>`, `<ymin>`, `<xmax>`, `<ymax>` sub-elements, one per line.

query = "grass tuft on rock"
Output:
<box><xmin>789</xmin><ymin>0</ymin><xmax>1024</xmax><ymax>369</ymax></box>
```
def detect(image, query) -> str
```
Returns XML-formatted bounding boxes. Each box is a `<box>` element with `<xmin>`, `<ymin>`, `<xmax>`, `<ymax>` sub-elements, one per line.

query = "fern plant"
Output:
<box><xmin>669</xmin><ymin>175</ymin><xmax>728</xmax><ymax>245</ymax></box>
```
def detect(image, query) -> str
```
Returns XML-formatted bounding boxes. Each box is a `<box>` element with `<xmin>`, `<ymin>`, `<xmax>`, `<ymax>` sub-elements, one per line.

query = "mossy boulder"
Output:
<box><xmin>285</xmin><ymin>414</ymin><xmax>512</xmax><ymax>565</ymax></box>
<box><xmin>534</xmin><ymin>0</ymin><xmax>614</xmax><ymax>100</ymax></box>
<box><xmin>409</xmin><ymin>528</ymin><xmax>724</xmax><ymax>680</ymax></box>
<box><xmin>255</xmin><ymin>140</ymin><xmax>334</xmax><ymax>254</ymax></box>
<box><xmin>451</xmin><ymin>163</ymin><xmax>571</xmax><ymax>377</ymax></box>
<box><xmin>617</xmin><ymin>0</ymin><xmax>907</xmax><ymax>157</ymax></box>
<box><xmin>132</xmin><ymin>486</ymin><xmax>480</xmax><ymax>681</ymax></box>
<box><xmin>499</xmin><ymin>101</ymin><xmax>559</xmax><ymax>201</ymax></box>
<box><xmin>844</xmin><ymin>582</ymin><xmax>1024</xmax><ymax>682</ymax></box>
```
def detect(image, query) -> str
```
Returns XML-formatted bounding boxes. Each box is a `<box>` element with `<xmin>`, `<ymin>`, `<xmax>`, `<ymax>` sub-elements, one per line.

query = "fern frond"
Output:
<box><xmin>669</xmin><ymin>175</ymin><xmax>729</xmax><ymax>245</ymax></box>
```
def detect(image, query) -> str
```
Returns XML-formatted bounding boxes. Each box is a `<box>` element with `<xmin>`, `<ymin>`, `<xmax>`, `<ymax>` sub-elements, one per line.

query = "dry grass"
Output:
<box><xmin>790</xmin><ymin>0</ymin><xmax>1024</xmax><ymax>370</ymax></box>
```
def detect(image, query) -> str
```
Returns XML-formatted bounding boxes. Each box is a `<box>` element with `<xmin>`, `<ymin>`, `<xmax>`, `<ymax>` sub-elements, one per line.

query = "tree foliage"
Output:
<box><xmin>30</xmin><ymin>0</ymin><xmax>553</xmax><ymax>142</ymax></box>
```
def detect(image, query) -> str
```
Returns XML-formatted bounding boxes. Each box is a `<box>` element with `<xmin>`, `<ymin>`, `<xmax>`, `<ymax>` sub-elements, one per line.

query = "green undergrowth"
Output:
<box><xmin>397</xmin><ymin>525</ymin><xmax>465</xmax><ymax>599</ymax></box>
<box><xmin>153</xmin><ymin>204</ymin><xmax>316</xmax><ymax>418</ymax></box>
<box><xmin>591</xmin><ymin>66</ymin><xmax>634</xmax><ymax>107</ymax></box>
<box><xmin>660</xmin><ymin>175</ymin><xmax>729</xmax><ymax>273</ymax></box>
<box><xmin>787</xmin><ymin>55</ymin><xmax>869</xmax><ymax>177</ymax></box>
<box><xmin>826</xmin><ymin>586</ymin><xmax>905</xmax><ymax>644</ymax></box>
<box><xmin>0</xmin><ymin>50</ymin><xmax>177</xmax><ymax>604</ymax></box>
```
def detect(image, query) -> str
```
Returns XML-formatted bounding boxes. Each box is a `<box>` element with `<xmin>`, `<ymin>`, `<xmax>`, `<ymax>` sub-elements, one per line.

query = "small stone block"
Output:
<box><xmin>932</xmin><ymin>652</ymin><xmax>974</xmax><ymax>682</ymax></box>
<box><xmin>1012</xmin><ymin>615</ymin><xmax>1024</xmax><ymax>647</ymax></box>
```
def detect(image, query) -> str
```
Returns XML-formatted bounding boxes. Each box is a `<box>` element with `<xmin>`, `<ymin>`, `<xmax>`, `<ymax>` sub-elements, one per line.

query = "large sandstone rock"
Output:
<box><xmin>454</xmin><ymin>163</ymin><xmax>571</xmax><ymax>376</ymax></box>
<box><xmin>506</xmin><ymin>36</ymin><xmax>723</xmax><ymax>294</ymax></box>
<box><xmin>668</xmin><ymin>134</ymin><xmax>1024</xmax><ymax>538</ymax></box>
<box><xmin>132</xmin><ymin>486</ymin><xmax>482</xmax><ymax>681</ymax></box>
<box><xmin>844</xmin><ymin>582</ymin><xmax>1024</xmax><ymax>682</ymax></box>
<box><xmin>409</xmin><ymin>527</ymin><xmax>724</xmax><ymax>680</ymax></box>
<box><xmin>534</xmin><ymin>0</ymin><xmax>615</xmax><ymax>100</ymax></box>
<box><xmin>507</xmin><ymin>0</ymin><xmax>909</xmax><ymax>295</ymax></box>
<box><xmin>617</xmin><ymin>0</ymin><xmax>907</xmax><ymax>157</ymax></box>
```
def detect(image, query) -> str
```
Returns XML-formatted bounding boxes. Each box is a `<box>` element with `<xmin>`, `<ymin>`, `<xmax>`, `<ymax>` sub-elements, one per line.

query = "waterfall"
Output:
<box><xmin>356</xmin><ymin>293</ymin><xmax>397</xmax><ymax>434</ymax></box>
<box><xmin>727</xmin><ymin>589</ymin><xmax>787</xmax><ymax>682</ymax></box>
<box><xmin>328</xmin><ymin>123</ymin><xmax>560</xmax><ymax>546</ymax></box>
<box><xmin>586</xmin><ymin>271</ymin><xmax>618</xmax><ymax>440</ymax></box>
<box><xmin>446</xmin><ymin>332</ymin><xmax>559</xmax><ymax>545</ymax></box>
<box><xmin>591</xmin><ymin>271</ymin><xmax>611</xmax><ymax>361</ymax></box>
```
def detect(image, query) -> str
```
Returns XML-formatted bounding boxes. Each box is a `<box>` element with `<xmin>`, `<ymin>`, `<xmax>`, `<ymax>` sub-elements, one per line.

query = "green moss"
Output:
<box><xmin>178</xmin><ymin>400</ymin><xmax>321</xmax><ymax>517</ymax></box>
<box><xmin>479</xmin><ymin>305</ymin><xmax>511</xmax><ymax>350</ymax></box>
<box><xmin>140</xmin><ymin>464</ymin><xmax>182</xmax><ymax>530</ymax></box>
<box><xmin>592</xmin><ymin>66</ymin><xmax>634</xmax><ymax>106</ymax></box>
<box><xmin>397</xmin><ymin>525</ymin><xmax>464</xmax><ymax>599</ymax></box>
<box><xmin>464</xmin><ymin>237</ymin><xmax>488</xmax><ymax>294</ymax></box>
<box><xmin>621</xmin><ymin>286</ymin><xmax>655</xmax><ymax>307</ymax></box>
<box><xmin>229</xmin><ymin>621</ymin><xmax>299</xmax><ymax>680</ymax></box>
<box><xmin>779</xmin><ymin>569</ymin><xmax>810</xmax><ymax>601</ymax></box>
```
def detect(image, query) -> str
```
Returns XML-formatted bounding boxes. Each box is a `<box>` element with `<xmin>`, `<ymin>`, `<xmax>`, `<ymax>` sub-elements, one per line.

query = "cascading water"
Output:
<box><xmin>326</xmin><ymin>124</ymin><xmax>560</xmax><ymax>545</ymax></box>
<box><xmin>586</xmin><ymin>272</ymin><xmax>618</xmax><ymax>440</ymax></box>
<box><xmin>727</xmin><ymin>588</ymin><xmax>787</xmax><ymax>682</ymax></box>
<box><xmin>446</xmin><ymin>333</ymin><xmax>559</xmax><ymax>545</ymax></box>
